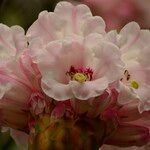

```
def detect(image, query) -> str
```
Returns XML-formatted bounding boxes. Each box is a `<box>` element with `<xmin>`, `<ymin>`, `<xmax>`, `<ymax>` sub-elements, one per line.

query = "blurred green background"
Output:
<box><xmin>0</xmin><ymin>131</ymin><xmax>17</xmax><ymax>150</ymax></box>
<box><xmin>0</xmin><ymin>0</ymin><xmax>59</xmax><ymax>31</ymax></box>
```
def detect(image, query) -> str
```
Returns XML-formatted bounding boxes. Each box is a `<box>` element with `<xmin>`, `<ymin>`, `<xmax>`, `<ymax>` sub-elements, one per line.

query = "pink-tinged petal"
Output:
<box><xmin>138</xmin><ymin>46</ymin><xmax>150</xmax><ymax>68</ymax></box>
<box><xmin>105</xmin><ymin>123</ymin><xmax>150</xmax><ymax>147</ymax></box>
<box><xmin>0</xmin><ymin>50</ymin><xmax>41</xmax><ymax>93</ymax></box>
<box><xmin>70</xmin><ymin>77</ymin><xmax>108</xmax><ymax>100</ymax></box>
<box><xmin>0</xmin><ymin>75</ymin><xmax>31</xmax><ymax>106</ymax></box>
<box><xmin>28</xmin><ymin>38</ymin><xmax>42</xmax><ymax>60</ymax></box>
<box><xmin>27</xmin><ymin>11</ymin><xmax>64</xmax><ymax>45</ymax></box>
<box><xmin>84</xmin><ymin>36</ymin><xmax>124</xmax><ymax>80</ymax></box>
<box><xmin>84</xmin><ymin>33</ymin><xmax>103</xmax><ymax>48</ymax></box>
<box><xmin>34</xmin><ymin>36</ymin><xmax>84</xmax><ymax>75</ymax></box>
<box><xmin>138</xmin><ymin>100</ymin><xmax>150</xmax><ymax>114</ymax></box>
<box><xmin>10</xmin><ymin>129</ymin><xmax>28</xmax><ymax>150</ymax></box>
<box><xmin>87</xmin><ymin>41</ymin><xmax>124</xmax><ymax>81</ymax></box>
<box><xmin>0</xmin><ymin>24</ymin><xmax>26</xmax><ymax>63</ymax></box>
<box><xmin>105</xmin><ymin>30</ymin><xmax>118</xmax><ymax>46</ymax></box>
<box><xmin>83</xmin><ymin>16</ymin><xmax>106</xmax><ymax>36</ymax></box>
<box><xmin>54</xmin><ymin>1</ymin><xmax>92</xmax><ymax>35</ymax></box>
<box><xmin>117</xmin><ymin>82</ymin><xmax>139</xmax><ymax>105</ymax></box>
<box><xmin>41</xmin><ymin>81</ymin><xmax>73</xmax><ymax>101</ymax></box>
<box><xmin>83</xmin><ymin>33</ymin><xmax>103</xmax><ymax>70</ymax></box>
<box><xmin>10</xmin><ymin>26</ymin><xmax>27</xmax><ymax>53</ymax></box>
<box><xmin>136</xmin><ymin>30</ymin><xmax>150</xmax><ymax>50</ymax></box>
<box><xmin>119</xmin><ymin>22</ymin><xmax>140</xmax><ymax>53</ymax></box>
<box><xmin>139</xmin><ymin>30</ymin><xmax>150</xmax><ymax>47</ymax></box>
<box><xmin>19</xmin><ymin>52</ymin><xmax>41</xmax><ymax>90</ymax></box>
<box><xmin>27</xmin><ymin>1</ymin><xmax>106</xmax><ymax>46</ymax></box>
<box><xmin>0</xmin><ymin>80</ymin><xmax>30</xmax><ymax>108</ymax></box>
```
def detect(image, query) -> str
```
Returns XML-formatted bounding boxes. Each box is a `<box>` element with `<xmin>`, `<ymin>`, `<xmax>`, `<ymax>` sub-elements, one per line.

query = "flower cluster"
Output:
<box><xmin>0</xmin><ymin>1</ymin><xmax>149</xmax><ymax>150</ymax></box>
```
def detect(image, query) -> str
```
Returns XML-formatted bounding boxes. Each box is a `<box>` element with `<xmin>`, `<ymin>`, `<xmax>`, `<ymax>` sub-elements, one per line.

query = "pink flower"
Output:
<box><xmin>105</xmin><ymin>22</ymin><xmax>150</xmax><ymax>113</ymax></box>
<box><xmin>0</xmin><ymin>24</ymin><xmax>49</xmax><ymax>132</ymax></box>
<box><xmin>27</xmin><ymin>2</ymin><xmax>124</xmax><ymax>101</ymax></box>
<box><xmin>27</xmin><ymin>1</ymin><xmax>106</xmax><ymax>44</ymax></box>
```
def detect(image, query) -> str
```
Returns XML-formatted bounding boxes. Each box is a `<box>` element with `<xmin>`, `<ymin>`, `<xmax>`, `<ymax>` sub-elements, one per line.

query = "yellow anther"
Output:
<box><xmin>73</xmin><ymin>73</ymin><xmax>87</xmax><ymax>83</ymax></box>
<box><xmin>130</xmin><ymin>80</ymin><xmax>139</xmax><ymax>89</ymax></box>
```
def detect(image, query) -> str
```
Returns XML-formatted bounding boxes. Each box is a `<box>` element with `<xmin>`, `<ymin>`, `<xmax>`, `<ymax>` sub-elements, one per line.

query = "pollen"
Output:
<box><xmin>66</xmin><ymin>66</ymin><xmax>93</xmax><ymax>83</ymax></box>
<box><xmin>73</xmin><ymin>73</ymin><xmax>87</xmax><ymax>83</ymax></box>
<box><xmin>130</xmin><ymin>80</ymin><xmax>139</xmax><ymax>89</ymax></box>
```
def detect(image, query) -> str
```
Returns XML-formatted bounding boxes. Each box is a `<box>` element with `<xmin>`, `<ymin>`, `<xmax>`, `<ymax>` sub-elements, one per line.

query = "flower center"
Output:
<box><xmin>73</xmin><ymin>73</ymin><xmax>87</xmax><ymax>83</ymax></box>
<box><xmin>130</xmin><ymin>80</ymin><xmax>139</xmax><ymax>89</ymax></box>
<box><xmin>66</xmin><ymin>66</ymin><xmax>93</xmax><ymax>83</ymax></box>
<box><xmin>121</xmin><ymin>70</ymin><xmax>139</xmax><ymax>89</ymax></box>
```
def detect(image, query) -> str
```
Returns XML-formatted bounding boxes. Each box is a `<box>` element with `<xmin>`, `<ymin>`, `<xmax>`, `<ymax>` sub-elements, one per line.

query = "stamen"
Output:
<box><xmin>124</xmin><ymin>70</ymin><xmax>131</xmax><ymax>80</ymax></box>
<box><xmin>127</xmin><ymin>74</ymin><xmax>130</xmax><ymax>81</ymax></box>
<box><xmin>66</xmin><ymin>66</ymin><xmax>93</xmax><ymax>83</ymax></box>
<box><xmin>130</xmin><ymin>80</ymin><xmax>139</xmax><ymax>89</ymax></box>
<box><xmin>121</xmin><ymin>70</ymin><xmax>140</xmax><ymax>89</ymax></box>
<box><xmin>73</xmin><ymin>73</ymin><xmax>87</xmax><ymax>83</ymax></box>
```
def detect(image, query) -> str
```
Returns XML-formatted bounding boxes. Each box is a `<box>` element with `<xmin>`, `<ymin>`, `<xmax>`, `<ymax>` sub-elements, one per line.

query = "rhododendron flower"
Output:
<box><xmin>27</xmin><ymin>2</ymin><xmax>124</xmax><ymax>101</ymax></box>
<box><xmin>27</xmin><ymin>35</ymin><xmax>123</xmax><ymax>101</ymax></box>
<box><xmin>105</xmin><ymin>22</ymin><xmax>150</xmax><ymax>113</ymax></box>
<box><xmin>0</xmin><ymin>1</ymin><xmax>149</xmax><ymax>150</ymax></box>
<box><xmin>0</xmin><ymin>24</ymin><xmax>50</xmax><ymax>133</ymax></box>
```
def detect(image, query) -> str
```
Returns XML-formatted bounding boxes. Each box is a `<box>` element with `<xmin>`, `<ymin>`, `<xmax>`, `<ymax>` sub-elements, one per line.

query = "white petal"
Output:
<box><xmin>83</xmin><ymin>16</ymin><xmax>106</xmax><ymax>36</ymax></box>
<box><xmin>86</xmin><ymin>41</ymin><xmax>124</xmax><ymax>82</ymax></box>
<box><xmin>118</xmin><ymin>82</ymin><xmax>139</xmax><ymax>105</ymax></box>
<box><xmin>119</xmin><ymin>22</ymin><xmax>140</xmax><ymax>53</ymax></box>
<box><xmin>11</xmin><ymin>25</ymin><xmax>27</xmax><ymax>52</ymax></box>
<box><xmin>27</xmin><ymin>11</ymin><xmax>64</xmax><ymax>45</ymax></box>
<box><xmin>105</xmin><ymin>30</ymin><xmax>118</xmax><ymax>46</ymax></box>
<box><xmin>54</xmin><ymin>1</ymin><xmax>92</xmax><ymax>35</ymax></box>
<box><xmin>41</xmin><ymin>80</ymin><xmax>73</xmax><ymax>101</ymax></box>
<box><xmin>0</xmin><ymin>24</ymin><xmax>26</xmax><ymax>63</ymax></box>
<box><xmin>70</xmin><ymin>77</ymin><xmax>109</xmax><ymax>100</ymax></box>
